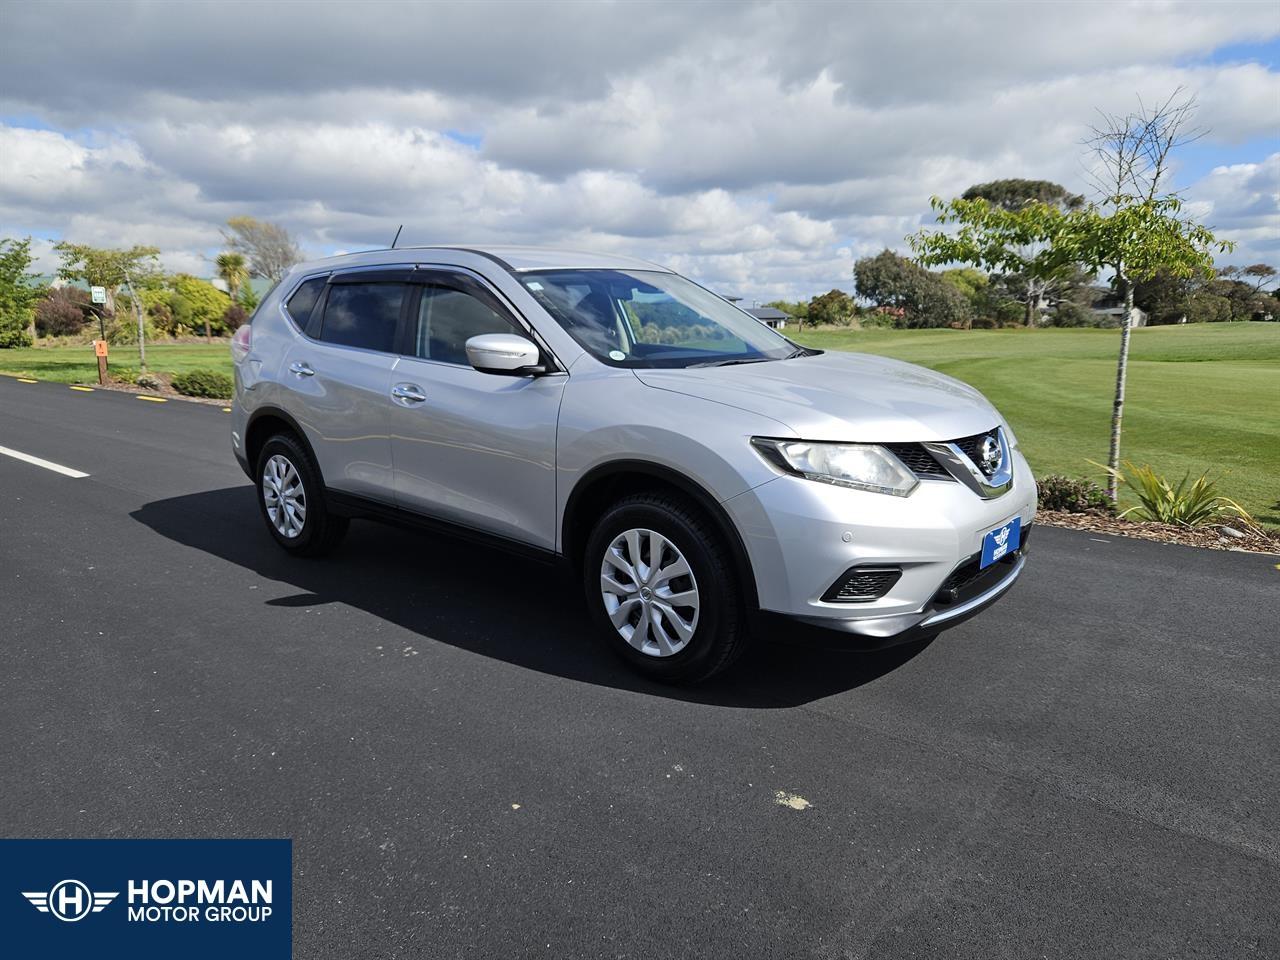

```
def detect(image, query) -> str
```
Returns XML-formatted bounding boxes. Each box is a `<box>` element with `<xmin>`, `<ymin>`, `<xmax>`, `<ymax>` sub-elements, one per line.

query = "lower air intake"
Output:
<box><xmin>822</xmin><ymin>565</ymin><xmax>902</xmax><ymax>603</ymax></box>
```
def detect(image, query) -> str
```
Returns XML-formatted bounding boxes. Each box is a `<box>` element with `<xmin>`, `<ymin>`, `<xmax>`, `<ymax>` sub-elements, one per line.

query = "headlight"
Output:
<box><xmin>750</xmin><ymin>438</ymin><xmax>919</xmax><ymax>497</ymax></box>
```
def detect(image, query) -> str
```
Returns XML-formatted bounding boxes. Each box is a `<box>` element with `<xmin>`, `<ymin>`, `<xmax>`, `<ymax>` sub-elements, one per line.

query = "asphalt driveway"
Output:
<box><xmin>2</xmin><ymin>374</ymin><xmax>1276</xmax><ymax>959</ymax></box>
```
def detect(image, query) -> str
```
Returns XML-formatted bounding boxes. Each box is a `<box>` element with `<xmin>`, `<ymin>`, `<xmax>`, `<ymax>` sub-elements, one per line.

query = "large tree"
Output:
<box><xmin>223</xmin><ymin>216</ymin><xmax>302</xmax><ymax>282</ymax></box>
<box><xmin>911</xmin><ymin>179</ymin><xmax>1084</xmax><ymax>326</ymax></box>
<box><xmin>54</xmin><ymin>242</ymin><xmax>161</xmax><ymax>368</ymax></box>
<box><xmin>170</xmin><ymin>274</ymin><xmax>232</xmax><ymax>338</ymax></box>
<box><xmin>1206</xmin><ymin>275</ymin><xmax>1274</xmax><ymax>321</ymax></box>
<box><xmin>854</xmin><ymin>250</ymin><xmax>969</xmax><ymax>328</ymax></box>
<box><xmin>805</xmin><ymin>289</ymin><xmax>854</xmax><ymax>327</ymax></box>
<box><xmin>53</xmin><ymin>242</ymin><xmax>160</xmax><ymax>314</ymax></box>
<box><xmin>1218</xmin><ymin>263</ymin><xmax>1277</xmax><ymax>293</ymax></box>
<box><xmin>1068</xmin><ymin>90</ymin><xmax>1233</xmax><ymax>498</ymax></box>
<box><xmin>961</xmin><ymin>179</ymin><xmax>1084</xmax><ymax>212</ymax></box>
<box><xmin>0</xmin><ymin>237</ymin><xmax>45</xmax><ymax>347</ymax></box>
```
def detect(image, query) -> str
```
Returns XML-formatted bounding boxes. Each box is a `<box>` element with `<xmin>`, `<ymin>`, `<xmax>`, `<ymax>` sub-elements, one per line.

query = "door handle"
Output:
<box><xmin>288</xmin><ymin>361</ymin><xmax>315</xmax><ymax>377</ymax></box>
<box><xmin>392</xmin><ymin>383</ymin><xmax>427</xmax><ymax>404</ymax></box>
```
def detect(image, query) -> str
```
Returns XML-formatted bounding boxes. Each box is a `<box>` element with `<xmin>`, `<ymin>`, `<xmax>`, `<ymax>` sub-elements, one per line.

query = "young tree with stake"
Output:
<box><xmin>909</xmin><ymin>91</ymin><xmax>1232</xmax><ymax>502</ymax></box>
<box><xmin>1066</xmin><ymin>90</ymin><xmax>1233</xmax><ymax>499</ymax></box>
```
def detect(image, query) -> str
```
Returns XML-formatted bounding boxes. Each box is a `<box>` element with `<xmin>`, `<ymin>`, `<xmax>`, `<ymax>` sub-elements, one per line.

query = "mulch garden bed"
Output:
<box><xmin>1036</xmin><ymin>509</ymin><xmax>1279</xmax><ymax>555</ymax></box>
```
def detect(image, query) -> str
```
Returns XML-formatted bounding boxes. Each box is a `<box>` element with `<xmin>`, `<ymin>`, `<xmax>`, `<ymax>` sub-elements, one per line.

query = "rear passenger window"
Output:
<box><xmin>320</xmin><ymin>283</ymin><xmax>404</xmax><ymax>353</ymax></box>
<box><xmin>286</xmin><ymin>277</ymin><xmax>326</xmax><ymax>328</ymax></box>
<box><xmin>415</xmin><ymin>285</ymin><xmax>516</xmax><ymax>365</ymax></box>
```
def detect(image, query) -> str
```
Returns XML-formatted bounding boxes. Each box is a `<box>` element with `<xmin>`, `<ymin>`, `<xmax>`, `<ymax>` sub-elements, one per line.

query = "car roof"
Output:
<box><xmin>288</xmin><ymin>245</ymin><xmax>672</xmax><ymax>276</ymax></box>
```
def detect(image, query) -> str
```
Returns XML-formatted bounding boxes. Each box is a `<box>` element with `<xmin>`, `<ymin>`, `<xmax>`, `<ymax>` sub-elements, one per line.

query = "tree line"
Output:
<box><xmin>0</xmin><ymin>216</ymin><xmax>303</xmax><ymax>349</ymax></box>
<box><xmin>768</xmin><ymin>245</ymin><xmax>1275</xmax><ymax>333</ymax></box>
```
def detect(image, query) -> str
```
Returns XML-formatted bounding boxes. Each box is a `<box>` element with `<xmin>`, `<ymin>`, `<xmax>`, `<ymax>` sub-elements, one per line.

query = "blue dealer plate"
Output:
<box><xmin>980</xmin><ymin>517</ymin><xmax>1021</xmax><ymax>569</ymax></box>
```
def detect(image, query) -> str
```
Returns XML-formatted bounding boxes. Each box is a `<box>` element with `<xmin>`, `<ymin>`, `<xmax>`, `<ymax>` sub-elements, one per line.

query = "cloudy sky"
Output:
<box><xmin>1</xmin><ymin>0</ymin><xmax>1277</xmax><ymax>301</ymax></box>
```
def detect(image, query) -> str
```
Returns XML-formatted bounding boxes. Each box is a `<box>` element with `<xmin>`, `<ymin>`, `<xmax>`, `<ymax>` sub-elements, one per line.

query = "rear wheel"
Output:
<box><xmin>255</xmin><ymin>433</ymin><xmax>348</xmax><ymax>557</ymax></box>
<box><xmin>583</xmin><ymin>492</ymin><xmax>747</xmax><ymax>683</ymax></box>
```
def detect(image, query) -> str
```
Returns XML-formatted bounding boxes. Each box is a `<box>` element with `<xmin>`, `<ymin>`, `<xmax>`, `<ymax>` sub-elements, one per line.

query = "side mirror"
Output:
<box><xmin>465</xmin><ymin>333</ymin><xmax>545</xmax><ymax>376</ymax></box>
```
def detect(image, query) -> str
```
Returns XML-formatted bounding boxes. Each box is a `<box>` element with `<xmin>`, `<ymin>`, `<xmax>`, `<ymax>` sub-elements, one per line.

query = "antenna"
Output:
<box><xmin>390</xmin><ymin>224</ymin><xmax>403</xmax><ymax>249</ymax></box>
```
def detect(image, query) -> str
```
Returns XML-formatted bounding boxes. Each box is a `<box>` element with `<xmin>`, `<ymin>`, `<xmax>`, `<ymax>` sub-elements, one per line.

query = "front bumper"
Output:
<box><xmin>754</xmin><ymin>546</ymin><xmax>1029</xmax><ymax>649</ymax></box>
<box><xmin>724</xmin><ymin>449</ymin><xmax>1037</xmax><ymax>646</ymax></box>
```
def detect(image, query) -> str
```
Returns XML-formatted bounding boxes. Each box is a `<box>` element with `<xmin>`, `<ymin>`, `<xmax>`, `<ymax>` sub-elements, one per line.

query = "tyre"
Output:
<box><xmin>255</xmin><ymin>433</ymin><xmax>349</xmax><ymax>557</ymax></box>
<box><xmin>583</xmin><ymin>492</ymin><xmax>748</xmax><ymax>683</ymax></box>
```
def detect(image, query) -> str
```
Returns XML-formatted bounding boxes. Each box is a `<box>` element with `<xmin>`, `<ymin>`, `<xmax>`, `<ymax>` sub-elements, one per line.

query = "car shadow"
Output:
<box><xmin>132</xmin><ymin>486</ymin><xmax>932</xmax><ymax>708</ymax></box>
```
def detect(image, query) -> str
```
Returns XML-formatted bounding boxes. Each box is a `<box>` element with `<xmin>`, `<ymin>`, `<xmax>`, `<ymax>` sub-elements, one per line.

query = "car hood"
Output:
<box><xmin>633</xmin><ymin>351</ymin><xmax>1003</xmax><ymax>442</ymax></box>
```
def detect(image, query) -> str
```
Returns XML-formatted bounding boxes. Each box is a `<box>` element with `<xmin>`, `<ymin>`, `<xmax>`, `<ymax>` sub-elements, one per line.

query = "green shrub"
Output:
<box><xmin>0</xmin><ymin>326</ymin><xmax>33</xmax><ymax>348</ymax></box>
<box><xmin>170</xmin><ymin>369</ymin><xmax>233</xmax><ymax>399</ymax></box>
<box><xmin>1037</xmin><ymin>475</ymin><xmax>1115</xmax><ymax>514</ymax></box>
<box><xmin>1108</xmin><ymin>462</ymin><xmax>1257</xmax><ymax>528</ymax></box>
<box><xmin>170</xmin><ymin>274</ymin><xmax>232</xmax><ymax>335</ymax></box>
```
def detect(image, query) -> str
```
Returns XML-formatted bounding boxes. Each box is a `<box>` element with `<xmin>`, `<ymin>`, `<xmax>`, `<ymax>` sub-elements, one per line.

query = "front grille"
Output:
<box><xmin>952</xmin><ymin>429</ymin><xmax>1000</xmax><ymax>477</ymax></box>
<box><xmin>822</xmin><ymin>565</ymin><xmax>902</xmax><ymax>603</ymax></box>
<box><xmin>883</xmin><ymin>427</ymin><xmax>1002</xmax><ymax>483</ymax></box>
<box><xmin>883</xmin><ymin>443</ymin><xmax>951</xmax><ymax>480</ymax></box>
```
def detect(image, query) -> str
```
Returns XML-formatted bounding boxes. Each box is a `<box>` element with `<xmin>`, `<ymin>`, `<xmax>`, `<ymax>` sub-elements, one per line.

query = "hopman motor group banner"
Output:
<box><xmin>0</xmin><ymin>839</ymin><xmax>291</xmax><ymax>959</ymax></box>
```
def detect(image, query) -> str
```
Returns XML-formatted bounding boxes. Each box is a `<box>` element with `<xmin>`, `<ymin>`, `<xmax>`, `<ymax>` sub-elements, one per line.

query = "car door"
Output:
<box><xmin>389</xmin><ymin>269</ymin><xmax>566</xmax><ymax>551</ymax></box>
<box><xmin>279</xmin><ymin>268</ymin><xmax>409</xmax><ymax>503</ymax></box>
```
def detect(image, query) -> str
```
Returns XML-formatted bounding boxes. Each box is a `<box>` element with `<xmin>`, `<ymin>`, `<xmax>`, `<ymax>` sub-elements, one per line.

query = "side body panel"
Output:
<box><xmin>231</xmin><ymin>269</ymin><xmax>395</xmax><ymax>500</ymax></box>
<box><xmin>389</xmin><ymin>357</ymin><xmax>566</xmax><ymax>549</ymax></box>
<box><xmin>278</xmin><ymin>338</ymin><xmax>396</xmax><ymax>500</ymax></box>
<box><xmin>554</xmin><ymin>363</ymin><xmax>795</xmax><ymax>553</ymax></box>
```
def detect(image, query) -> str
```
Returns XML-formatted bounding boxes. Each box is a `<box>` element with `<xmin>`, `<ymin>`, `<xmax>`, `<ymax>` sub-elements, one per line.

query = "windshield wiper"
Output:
<box><xmin>687</xmin><ymin>356</ymin><xmax>774</xmax><ymax>368</ymax></box>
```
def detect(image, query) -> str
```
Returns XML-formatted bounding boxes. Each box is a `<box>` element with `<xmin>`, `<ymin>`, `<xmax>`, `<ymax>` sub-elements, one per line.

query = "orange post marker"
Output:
<box><xmin>93</xmin><ymin>339</ymin><xmax>109</xmax><ymax>384</ymax></box>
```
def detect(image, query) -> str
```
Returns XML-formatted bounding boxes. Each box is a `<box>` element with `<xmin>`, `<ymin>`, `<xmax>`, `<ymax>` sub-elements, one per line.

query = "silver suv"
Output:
<box><xmin>231</xmin><ymin>246</ymin><xmax>1035</xmax><ymax>682</ymax></box>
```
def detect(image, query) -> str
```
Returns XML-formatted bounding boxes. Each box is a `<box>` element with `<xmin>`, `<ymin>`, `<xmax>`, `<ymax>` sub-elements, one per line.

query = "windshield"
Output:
<box><xmin>521</xmin><ymin>269</ymin><xmax>800</xmax><ymax>368</ymax></box>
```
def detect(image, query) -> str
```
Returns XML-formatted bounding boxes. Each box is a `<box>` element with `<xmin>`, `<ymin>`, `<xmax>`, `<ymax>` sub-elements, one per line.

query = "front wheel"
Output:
<box><xmin>255</xmin><ymin>433</ymin><xmax>348</xmax><ymax>557</ymax></box>
<box><xmin>583</xmin><ymin>493</ymin><xmax>748</xmax><ymax>683</ymax></box>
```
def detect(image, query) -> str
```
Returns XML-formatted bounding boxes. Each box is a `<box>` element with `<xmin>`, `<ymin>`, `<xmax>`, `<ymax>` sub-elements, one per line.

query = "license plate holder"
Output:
<box><xmin>980</xmin><ymin>517</ymin><xmax>1021</xmax><ymax>569</ymax></box>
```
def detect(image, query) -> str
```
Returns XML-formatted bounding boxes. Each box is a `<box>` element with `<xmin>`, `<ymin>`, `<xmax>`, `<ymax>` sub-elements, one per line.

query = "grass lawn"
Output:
<box><xmin>0</xmin><ymin>341</ymin><xmax>235</xmax><ymax>384</ymax></box>
<box><xmin>3</xmin><ymin>323</ymin><xmax>1277</xmax><ymax>523</ymax></box>
<box><xmin>794</xmin><ymin>322</ymin><xmax>1280</xmax><ymax>526</ymax></box>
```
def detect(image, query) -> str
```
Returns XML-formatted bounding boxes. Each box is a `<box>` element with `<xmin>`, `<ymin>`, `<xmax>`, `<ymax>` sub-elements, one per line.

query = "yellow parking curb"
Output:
<box><xmin>137</xmin><ymin>395</ymin><xmax>168</xmax><ymax>403</ymax></box>
<box><xmin>17</xmin><ymin>377</ymin><xmax>37</xmax><ymax>383</ymax></box>
<box><xmin>69</xmin><ymin>385</ymin><xmax>94</xmax><ymax>392</ymax></box>
<box><xmin>222</xmin><ymin>407</ymin><xmax>232</xmax><ymax>413</ymax></box>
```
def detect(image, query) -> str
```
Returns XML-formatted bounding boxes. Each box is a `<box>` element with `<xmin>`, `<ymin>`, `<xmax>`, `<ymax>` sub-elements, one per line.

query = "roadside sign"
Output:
<box><xmin>90</xmin><ymin>286</ymin><xmax>107</xmax><ymax>304</ymax></box>
<box><xmin>93</xmin><ymin>339</ymin><xmax>109</xmax><ymax>384</ymax></box>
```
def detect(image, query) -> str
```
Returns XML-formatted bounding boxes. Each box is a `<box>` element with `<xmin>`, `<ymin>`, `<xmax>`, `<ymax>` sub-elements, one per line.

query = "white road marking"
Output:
<box><xmin>0</xmin><ymin>445</ymin><xmax>90</xmax><ymax>478</ymax></box>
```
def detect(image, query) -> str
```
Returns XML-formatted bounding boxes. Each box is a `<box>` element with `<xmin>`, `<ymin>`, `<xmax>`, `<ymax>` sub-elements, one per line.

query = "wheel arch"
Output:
<box><xmin>244</xmin><ymin>406</ymin><xmax>319</xmax><ymax>478</ymax></box>
<box><xmin>561</xmin><ymin>460</ymin><xmax>759</xmax><ymax>611</ymax></box>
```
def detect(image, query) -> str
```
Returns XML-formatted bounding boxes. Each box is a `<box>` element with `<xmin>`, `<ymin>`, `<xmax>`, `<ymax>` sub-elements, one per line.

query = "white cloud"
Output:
<box><xmin>1</xmin><ymin>0</ymin><xmax>1277</xmax><ymax>299</ymax></box>
<box><xmin>1184</xmin><ymin>153</ymin><xmax>1280</xmax><ymax>262</ymax></box>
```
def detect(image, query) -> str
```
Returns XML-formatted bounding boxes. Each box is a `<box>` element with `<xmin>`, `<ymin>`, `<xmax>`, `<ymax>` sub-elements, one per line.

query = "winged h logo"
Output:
<box><xmin>994</xmin><ymin>525</ymin><xmax>1010</xmax><ymax>548</ymax></box>
<box><xmin>22</xmin><ymin>880</ymin><xmax>118</xmax><ymax>922</ymax></box>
